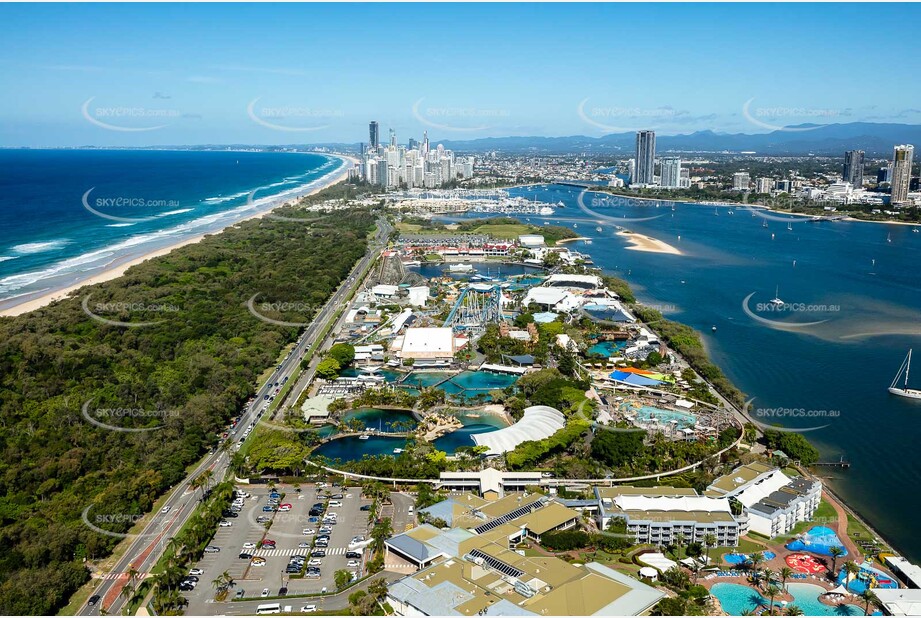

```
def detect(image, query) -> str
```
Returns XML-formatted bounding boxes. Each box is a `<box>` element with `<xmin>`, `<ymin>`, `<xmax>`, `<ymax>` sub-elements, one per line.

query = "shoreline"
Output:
<box><xmin>616</xmin><ymin>230</ymin><xmax>683</xmax><ymax>255</ymax></box>
<box><xmin>0</xmin><ymin>154</ymin><xmax>357</xmax><ymax>317</ymax></box>
<box><xmin>581</xmin><ymin>188</ymin><xmax>921</xmax><ymax>227</ymax></box>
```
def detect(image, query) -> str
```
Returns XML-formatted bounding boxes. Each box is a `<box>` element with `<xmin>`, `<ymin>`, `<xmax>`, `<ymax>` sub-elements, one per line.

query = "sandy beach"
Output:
<box><xmin>617</xmin><ymin>230</ymin><xmax>683</xmax><ymax>255</ymax></box>
<box><xmin>0</xmin><ymin>155</ymin><xmax>357</xmax><ymax>318</ymax></box>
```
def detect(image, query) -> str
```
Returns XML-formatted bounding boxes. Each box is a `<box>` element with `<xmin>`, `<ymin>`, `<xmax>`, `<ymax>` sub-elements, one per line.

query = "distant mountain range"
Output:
<box><xmin>431</xmin><ymin>122</ymin><xmax>921</xmax><ymax>156</ymax></box>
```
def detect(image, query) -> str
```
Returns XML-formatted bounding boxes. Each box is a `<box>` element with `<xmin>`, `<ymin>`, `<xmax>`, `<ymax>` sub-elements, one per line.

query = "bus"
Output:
<box><xmin>256</xmin><ymin>603</ymin><xmax>281</xmax><ymax>614</ymax></box>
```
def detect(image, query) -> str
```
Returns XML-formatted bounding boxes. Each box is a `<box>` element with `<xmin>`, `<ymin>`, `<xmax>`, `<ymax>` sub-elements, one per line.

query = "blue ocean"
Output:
<box><xmin>0</xmin><ymin>149</ymin><xmax>343</xmax><ymax>308</ymax></box>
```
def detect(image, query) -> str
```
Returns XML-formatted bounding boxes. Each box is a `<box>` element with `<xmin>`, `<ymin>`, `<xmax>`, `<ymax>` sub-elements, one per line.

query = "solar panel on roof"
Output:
<box><xmin>467</xmin><ymin>549</ymin><xmax>523</xmax><ymax>579</ymax></box>
<box><xmin>473</xmin><ymin>500</ymin><xmax>546</xmax><ymax>534</ymax></box>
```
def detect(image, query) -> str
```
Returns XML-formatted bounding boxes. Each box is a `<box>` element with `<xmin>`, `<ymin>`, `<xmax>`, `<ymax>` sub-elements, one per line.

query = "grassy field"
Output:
<box><xmin>468</xmin><ymin>223</ymin><xmax>532</xmax><ymax>239</ymax></box>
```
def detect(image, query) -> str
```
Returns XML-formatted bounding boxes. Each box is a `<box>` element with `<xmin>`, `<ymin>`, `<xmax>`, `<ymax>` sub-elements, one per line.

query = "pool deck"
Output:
<box><xmin>705</xmin><ymin>576</ymin><xmax>861</xmax><ymax>613</ymax></box>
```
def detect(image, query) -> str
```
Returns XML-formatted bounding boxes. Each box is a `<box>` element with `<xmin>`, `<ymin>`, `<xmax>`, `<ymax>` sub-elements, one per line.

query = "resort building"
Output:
<box><xmin>544</xmin><ymin>273</ymin><xmax>602</xmax><ymax>289</ymax></box>
<box><xmin>705</xmin><ymin>462</ymin><xmax>822</xmax><ymax>538</ymax></box>
<box><xmin>438</xmin><ymin>468</ymin><xmax>543</xmax><ymax>499</ymax></box>
<box><xmin>522</xmin><ymin>286</ymin><xmax>581</xmax><ymax>312</ymax></box>
<box><xmin>385</xmin><ymin>519</ymin><xmax>664</xmax><ymax>616</ymax></box>
<box><xmin>471</xmin><ymin>405</ymin><xmax>566</xmax><ymax>456</ymax></box>
<box><xmin>869</xmin><ymin>588</ymin><xmax>921</xmax><ymax>615</ymax></box>
<box><xmin>594</xmin><ymin>486</ymin><xmax>744</xmax><ymax>547</ymax></box>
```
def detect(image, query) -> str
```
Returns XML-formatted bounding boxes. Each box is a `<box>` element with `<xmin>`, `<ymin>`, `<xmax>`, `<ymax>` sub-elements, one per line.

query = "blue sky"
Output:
<box><xmin>1</xmin><ymin>3</ymin><xmax>919</xmax><ymax>147</ymax></box>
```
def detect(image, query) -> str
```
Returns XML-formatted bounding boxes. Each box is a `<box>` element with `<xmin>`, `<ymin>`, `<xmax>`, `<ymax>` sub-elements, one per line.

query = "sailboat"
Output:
<box><xmin>889</xmin><ymin>350</ymin><xmax>921</xmax><ymax>400</ymax></box>
<box><xmin>787</xmin><ymin>222</ymin><xmax>793</xmax><ymax>231</ymax></box>
<box><xmin>887</xmin><ymin>232</ymin><xmax>892</xmax><ymax>243</ymax></box>
<box><xmin>770</xmin><ymin>286</ymin><xmax>784</xmax><ymax>306</ymax></box>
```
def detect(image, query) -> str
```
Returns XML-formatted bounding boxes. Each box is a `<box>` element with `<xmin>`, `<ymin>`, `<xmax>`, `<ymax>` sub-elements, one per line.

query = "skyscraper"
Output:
<box><xmin>369</xmin><ymin>121</ymin><xmax>379</xmax><ymax>149</ymax></box>
<box><xmin>843</xmin><ymin>150</ymin><xmax>865</xmax><ymax>188</ymax></box>
<box><xmin>634</xmin><ymin>130</ymin><xmax>656</xmax><ymax>185</ymax></box>
<box><xmin>659</xmin><ymin>157</ymin><xmax>681</xmax><ymax>188</ymax></box>
<box><xmin>890</xmin><ymin>144</ymin><xmax>914</xmax><ymax>206</ymax></box>
<box><xmin>732</xmin><ymin>172</ymin><xmax>751</xmax><ymax>191</ymax></box>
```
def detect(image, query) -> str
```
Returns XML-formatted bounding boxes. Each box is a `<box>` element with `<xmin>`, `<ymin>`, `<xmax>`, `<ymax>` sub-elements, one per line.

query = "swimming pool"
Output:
<box><xmin>433</xmin><ymin>423</ymin><xmax>501</xmax><ymax>453</ymax></box>
<box><xmin>341</xmin><ymin>408</ymin><xmax>417</xmax><ymax>433</ymax></box>
<box><xmin>633</xmin><ymin>405</ymin><xmax>697</xmax><ymax>429</ymax></box>
<box><xmin>724</xmin><ymin>551</ymin><xmax>776</xmax><ymax>564</ymax></box>
<box><xmin>837</xmin><ymin>562</ymin><xmax>899</xmax><ymax>593</ymax></box>
<box><xmin>711</xmin><ymin>582</ymin><xmax>862</xmax><ymax>616</ymax></box>
<box><xmin>586</xmin><ymin>340</ymin><xmax>626</xmax><ymax>357</ymax></box>
<box><xmin>785</xmin><ymin>526</ymin><xmax>848</xmax><ymax>557</ymax></box>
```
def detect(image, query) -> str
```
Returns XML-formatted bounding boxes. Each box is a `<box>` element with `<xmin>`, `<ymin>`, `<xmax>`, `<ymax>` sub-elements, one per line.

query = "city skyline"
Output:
<box><xmin>3</xmin><ymin>3</ymin><xmax>921</xmax><ymax>147</ymax></box>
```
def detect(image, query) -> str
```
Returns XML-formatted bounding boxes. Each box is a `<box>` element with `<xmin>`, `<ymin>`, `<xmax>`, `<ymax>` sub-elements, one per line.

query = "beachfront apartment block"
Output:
<box><xmin>594</xmin><ymin>486</ymin><xmax>745</xmax><ymax>547</ymax></box>
<box><xmin>705</xmin><ymin>462</ymin><xmax>822</xmax><ymax>538</ymax></box>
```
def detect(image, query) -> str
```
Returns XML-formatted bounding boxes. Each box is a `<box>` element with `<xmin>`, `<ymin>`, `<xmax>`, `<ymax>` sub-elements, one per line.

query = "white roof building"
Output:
<box><xmin>395</xmin><ymin>327</ymin><xmax>456</xmax><ymax>362</ymax></box>
<box><xmin>472</xmin><ymin>405</ymin><xmax>566</xmax><ymax>456</ymax></box>
<box><xmin>407</xmin><ymin>286</ymin><xmax>430</xmax><ymax>307</ymax></box>
<box><xmin>523</xmin><ymin>287</ymin><xmax>581</xmax><ymax>312</ymax></box>
<box><xmin>871</xmin><ymin>589</ymin><xmax>921</xmax><ymax>616</ymax></box>
<box><xmin>371</xmin><ymin>284</ymin><xmax>399</xmax><ymax>298</ymax></box>
<box><xmin>546</xmin><ymin>273</ymin><xmax>602</xmax><ymax>289</ymax></box>
<box><xmin>518</xmin><ymin>234</ymin><xmax>545</xmax><ymax>248</ymax></box>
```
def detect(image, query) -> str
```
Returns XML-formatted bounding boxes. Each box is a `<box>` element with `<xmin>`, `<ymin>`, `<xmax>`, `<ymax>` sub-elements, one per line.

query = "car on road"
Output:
<box><xmin>161</xmin><ymin>506</ymin><xmax>171</xmax><ymax>514</ymax></box>
<box><xmin>346</xmin><ymin>560</ymin><xmax>360</xmax><ymax>568</ymax></box>
<box><xmin>261</xmin><ymin>588</ymin><xmax>270</xmax><ymax>597</ymax></box>
<box><xmin>88</xmin><ymin>595</ymin><xmax>100</xmax><ymax>607</ymax></box>
<box><xmin>204</xmin><ymin>546</ymin><xmax>220</xmax><ymax>553</ymax></box>
<box><xmin>189</xmin><ymin>568</ymin><xmax>204</xmax><ymax>576</ymax></box>
<box><xmin>242</xmin><ymin>542</ymin><xmax>257</xmax><ymax>549</ymax></box>
<box><xmin>301</xmin><ymin>604</ymin><xmax>318</xmax><ymax>612</ymax></box>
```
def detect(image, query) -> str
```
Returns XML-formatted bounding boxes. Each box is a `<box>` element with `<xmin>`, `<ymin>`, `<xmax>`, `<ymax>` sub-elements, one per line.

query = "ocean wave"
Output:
<box><xmin>156</xmin><ymin>208</ymin><xmax>194</xmax><ymax>217</ymax></box>
<box><xmin>0</xmin><ymin>256</ymin><xmax>18</xmax><ymax>263</ymax></box>
<box><xmin>0</xmin><ymin>156</ymin><xmax>345</xmax><ymax>298</ymax></box>
<box><xmin>11</xmin><ymin>240</ymin><xmax>71</xmax><ymax>255</ymax></box>
<box><xmin>203</xmin><ymin>190</ymin><xmax>251</xmax><ymax>205</ymax></box>
<box><xmin>106</xmin><ymin>223</ymin><xmax>136</xmax><ymax>228</ymax></box>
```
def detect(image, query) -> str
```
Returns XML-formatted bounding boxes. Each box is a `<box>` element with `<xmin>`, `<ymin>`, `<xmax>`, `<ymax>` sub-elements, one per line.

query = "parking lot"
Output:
<box><xmin>184</xmin><ymin>484</ymin><xmax>374</xmax><ymax>615</ymax></box>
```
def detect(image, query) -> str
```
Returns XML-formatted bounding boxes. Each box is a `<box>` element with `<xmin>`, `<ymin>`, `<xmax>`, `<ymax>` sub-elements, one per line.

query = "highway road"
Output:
<box><xmin>79</xmin><ymin>216</ymin><xmax>391</xmax><ymax>616</ymax></box>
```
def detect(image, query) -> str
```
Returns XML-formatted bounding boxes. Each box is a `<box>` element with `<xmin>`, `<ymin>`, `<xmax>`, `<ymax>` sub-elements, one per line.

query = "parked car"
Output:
<box><xmin>345</xmin><ymin>551</ymin><xmax>362</xmax><ymax>559</ymax></box>
<box><xmin>242</xmin><ymin>542</ymin><xmax>256</xmax><ymax>549</ymax></box>
<box><xmin>251</xmin><ymin>557</ymin><xmax>266</xmax><ymax>567</ymax></box>
<box><xmin>311</xmin><ymin>549</ymin><xmax>326</xmax><ymax>558</ymax></box>
<box><xmin>346</xmin><ymin>560</ymin><xmax>360</xmax><ymax>568</ymax></box>
<box><xmin>239</xmin><ymin>552</ymin><xmax>253</xmax><ymax>559</ymax></box>
<box><xmin>261</xmin><ymin>588</ymin><xmax>270</xmax><ymax>597</ymax></box>
<box><xmin>302</xmin><ymin>528</ymin><xmax>316</xmax><ymax>535</ymax></box>
<box><xmin>204</xmin><ymin>546</ymin><xmax>220</xmax><ymax>553</ymax></box>
<box><xmin>219</xmin><ymin>520</ymin><xmax>233</xmax><ymax>527</ymax></box>
<box><xmin>351</xmin><ymin>535</ymin><xmax>365</xmax><ymax>544</ymax></box>
<box><xmin>189</xmin><ymin>568</ymin><xmax>204</xmax><ymax>576</ymax></box>
<box><xmin>301</xmin><ymin>604</ymin><xmax>318</xmax><ymax>612</ymax></box>
<box><xmin>298</xmin><ymin>542</ymin><xmax>311</xmax><ymax>548</ymax></box>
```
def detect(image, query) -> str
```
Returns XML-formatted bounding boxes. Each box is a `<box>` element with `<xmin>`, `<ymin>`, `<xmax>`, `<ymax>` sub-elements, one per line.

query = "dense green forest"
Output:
<box><xmin>0</xmin><ymin>197</ymin><xmax>375</xmax><ymax>614</ymax></box>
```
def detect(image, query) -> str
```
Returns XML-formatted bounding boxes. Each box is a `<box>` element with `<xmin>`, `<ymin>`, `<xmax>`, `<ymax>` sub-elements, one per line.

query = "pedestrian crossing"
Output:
<box><xmin>252</xmin><ymin>547</ymin><xmax>346</xmax><ymax>557</ymax></box>
<box><xmin>99</xmin><ymin>571</ymin><xmax>148</xmax><ymax>580</ymax></box>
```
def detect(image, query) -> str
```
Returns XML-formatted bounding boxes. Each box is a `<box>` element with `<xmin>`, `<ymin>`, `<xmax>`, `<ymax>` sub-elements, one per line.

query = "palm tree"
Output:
<box><xmin>703</xmin><ymin>533</ymin><xmax>717</xmax><ymax>567</ymax></box>
<box><xmin>859</xmin><ymin>589</ymin><xmax>879</xmax><ymax>616</ymax></box>
<box><xmin>765</xmin><ymin>584</ymin><xmax>781</xmax><ymax>616</ymax></box>
<box><xmin>829</xmin><ymin>546</ymin><xmax>845</xmax><ymax>577</ymax></box>
<box><xmin>762</xmin><ymin>568</ymin><xmax>776</xmax><ymax>590</ymax></box>
<box><xmin>784</xmin><ymin>604</ymin><xmax>804</xmax><ymax>616</ymax></box>
<box><xmin>779</xmin><ymin>566</ymin><xmax>794</xmax><ymax>592</ymax></box>
<box><xmin>749</xmin><ymin>552</ymin><xmax>765</xmax><ymax>584</ymax></box>
<box><xmin>843</xmin><ymin>561</ymin><xmax>860</xmax><ymax>591</ymax></box>
<box><xmin>674</xmin><ymin>533</ymin><xmax>686</xmax><ymax>559</ymax></box>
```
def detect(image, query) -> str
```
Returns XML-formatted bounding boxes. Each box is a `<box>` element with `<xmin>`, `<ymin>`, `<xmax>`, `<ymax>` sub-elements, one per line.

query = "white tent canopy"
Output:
<box><xmin>472</xmin><ymin>405</ymin><xmax>565</xmax><ymax>455</ymax></box>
